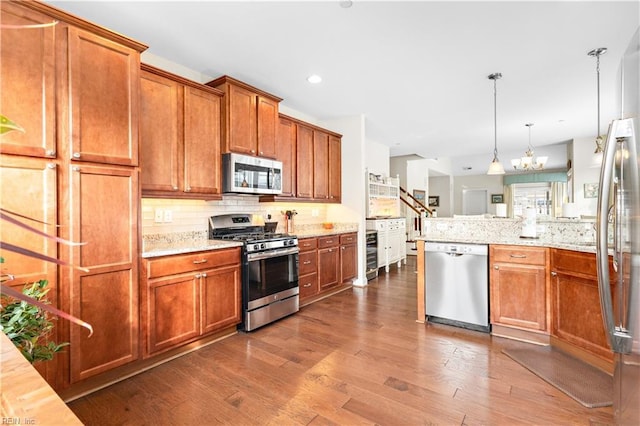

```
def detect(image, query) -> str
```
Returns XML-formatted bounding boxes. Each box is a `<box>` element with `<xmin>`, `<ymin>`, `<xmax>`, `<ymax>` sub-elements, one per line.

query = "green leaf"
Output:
<box><xmin>0</xmin><ymin>114</ymin><xmax>25</xmax><ymax>134</ymax></box>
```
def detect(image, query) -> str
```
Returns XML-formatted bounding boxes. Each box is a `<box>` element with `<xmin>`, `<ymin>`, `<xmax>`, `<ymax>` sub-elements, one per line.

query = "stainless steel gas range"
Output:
<box><xmin>209</xmin><ymin>214</ymin><xmax>299</xmax><ymax>331</ymax></box>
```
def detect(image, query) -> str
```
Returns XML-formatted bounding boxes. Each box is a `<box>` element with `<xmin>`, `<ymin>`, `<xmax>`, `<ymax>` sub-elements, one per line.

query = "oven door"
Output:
<box><xmin>246</xmin><ymin>247</ymin><xmax>299</xmax><ymax>311</ymax></box>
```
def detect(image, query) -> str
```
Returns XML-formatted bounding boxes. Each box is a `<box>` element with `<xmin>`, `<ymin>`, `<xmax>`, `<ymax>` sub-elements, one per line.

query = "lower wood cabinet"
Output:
<box><xmin>340</xmin><ymin>233</ymin><xmax>357</xmax><ymax>283</ymax></box>
<box><xmin>489</xmin><ymin>245</ymin><xmax>549</xmax><ymax>333</ymax></box>
<box><xmin>318</xmin><ymin>236</ymin><xmax>340</xmax><ymax>291</ymax></box>
<box><xmin>141</xmin><ymin>248</ymin><xmax>241</xmax><ymax>357</ymax></box>
<box><xmin>298</xmin><ymin>237</ymin><xmax>319</xmax><ymax>300</ymax></box>
<box><xmin>550</xmin><ymin>249</ymin><xmax>615</xmax><ymax>361</ymax></box>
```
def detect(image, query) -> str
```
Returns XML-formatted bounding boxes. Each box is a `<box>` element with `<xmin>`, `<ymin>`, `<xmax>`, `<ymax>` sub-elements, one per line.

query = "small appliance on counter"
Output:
<box><xmin>520</xmin><ymin>207</ymin><xmax>537</xmax><ymax>238</ymax></box>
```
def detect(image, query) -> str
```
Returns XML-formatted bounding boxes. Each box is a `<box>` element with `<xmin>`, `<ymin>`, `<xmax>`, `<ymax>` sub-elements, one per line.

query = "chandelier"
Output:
<box><xmin>511</xmin><ymin>123</ymin><xmax>548</xmax><ymax>171</ymax></box>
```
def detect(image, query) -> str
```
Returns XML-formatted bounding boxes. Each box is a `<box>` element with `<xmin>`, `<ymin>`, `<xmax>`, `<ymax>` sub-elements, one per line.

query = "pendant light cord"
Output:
<box><xmin>596</xmin><ymin>52</ymin><xmax>601</xmax><ymax>138</ymax></box>
<box><xmin>493</xmin><ymin>77</ymin><xmax>498</xmax><ymax>159</ymax></box>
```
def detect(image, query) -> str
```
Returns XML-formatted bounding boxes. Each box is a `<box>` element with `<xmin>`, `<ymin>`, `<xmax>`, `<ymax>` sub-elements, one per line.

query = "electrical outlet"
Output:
<box><xmin>154</xmin><ymin>209</ymin><xmax>163</xmax><ymax>223</ymax></box>
<box><xmin>164</xmin><ymin>210</ymin><xmax>173</xmax><ymax>223</ymax></box>
<box><xmin>311</xmin><ymin>209</ymin><xmax>319</xmax><ymax>217</ymax></box>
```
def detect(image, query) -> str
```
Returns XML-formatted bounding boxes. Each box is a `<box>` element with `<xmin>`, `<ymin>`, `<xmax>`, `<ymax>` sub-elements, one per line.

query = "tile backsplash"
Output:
<box><xmin>141</xmin><ymin>196</ymin><xmax>345</xmax><ymax>235</ymax></box>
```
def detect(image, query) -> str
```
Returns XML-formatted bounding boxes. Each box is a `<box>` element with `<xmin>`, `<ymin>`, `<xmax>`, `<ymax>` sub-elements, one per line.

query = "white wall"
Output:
<box><xmin>365</xmin><ymin>139</ymin><xmax>390</xmax><ymax>176</ymax></box>
<box><xmin>571</xmin><ymin>137</ymin><xmax>601</xmax><ymax>216</ymax></box>
<box><xmin>429</xmin><ymin>176</ymin><xmax>453</xmax><ymax>217</ymax></box>
<box><xmin>453</xmin><ymin>174</ymin><xmax>504</xmax><ymax>215</ymax></box>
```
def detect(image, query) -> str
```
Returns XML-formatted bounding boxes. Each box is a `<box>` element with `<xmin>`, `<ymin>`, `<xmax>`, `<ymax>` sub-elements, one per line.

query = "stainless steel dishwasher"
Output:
<box><xmin>424</xmin><ymin>242</ymin><xmax>490</xmax><ymax>332</ymax></box>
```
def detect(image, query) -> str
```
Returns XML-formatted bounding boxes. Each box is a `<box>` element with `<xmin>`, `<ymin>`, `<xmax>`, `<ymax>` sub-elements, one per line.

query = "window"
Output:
<box><xmin>512</xmin><ymin>182</ymin><xmax>552</xmax><ymax>216</ymax></box>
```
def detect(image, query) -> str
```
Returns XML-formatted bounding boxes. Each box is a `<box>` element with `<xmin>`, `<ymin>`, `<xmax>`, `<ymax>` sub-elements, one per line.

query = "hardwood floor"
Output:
<box><xmin>68</xmin><ymin>257</ymin><xmax>614</xmax><ymax>425</ymax></box>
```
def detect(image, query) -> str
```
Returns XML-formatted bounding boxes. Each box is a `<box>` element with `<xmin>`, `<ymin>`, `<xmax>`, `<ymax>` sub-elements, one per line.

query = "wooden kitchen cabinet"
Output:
<box><xmin>313</xmin><ymin>130</ymin><xmax>330</xmax><ymax>200</ymax></box>
<box><xmin>296</xmin><ymin>123</ymin><xmax>315</xmax><ymax>199</ymax></box>
<box><xmin>66</xmin><ymin>27</ymin><xmax>141</xmax><ymax>166</ymax></box>
<box><xmin>275</xmin><ymin>115</ymin><xmax>297</xmax><ymax>197</ymax></box>
<box><xmin>63</xmin><ymin>164</ymin><xmax>140</xmax><ymax>383</ymax></box>
<box><xmin>318</xmin><ymin>236</ymin><xmax>340</xmax><ymax>291</ymax></box>
<box><xmin>206</xmin><ymin>75</ymin><xmax>281</xmax><ymax>159</ymax></box>
<box><xmin>298</xmin><ymin>237</ymin><xmax>319</xmax><ymax>301</ymax></box>
<box><xmin>140</xmin><ymin>64</ymin><xmax>223</xmax><ymax>198</ymax></box>
<box><xmin>328</xmin><ymin>135</ymin><xmax>342</xmax><ymax>202</ymax></box>
<box><xmin>141</xmin><ymin>248</ymin><xmax>241</xmax><ymax>357</ymax></box>
<box><xmin>340</xmin><ymin>233</ymin><xmax>357</xmax><ymax>283</ymax></box>
<box><xmin>489</xmin><ymin>245</ymin><xmax>549</xmax><ymax>333</ymax></box>
<box><xmin>0</xmin><ymin>155</ymin><xmax>59</xmax><ymax>386</ymax></box>
<box><xmin>0</xmin><ymin>2</ymin><xmax>57</xmax><ymax>158</ymax></box>
<box><xmin>550</xmin><ymin>249</ymin><xmax>615</xmax><ymax>361</ymax></box>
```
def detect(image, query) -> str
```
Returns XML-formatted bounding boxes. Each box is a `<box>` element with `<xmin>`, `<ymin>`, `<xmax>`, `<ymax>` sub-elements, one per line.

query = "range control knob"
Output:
<box><xmin>253</xmin><ymin>244</ymin><xmax>260</xmax><ymax>251</ymax></box>
<box><xmin>260</xmin><ymin>243</ymin><xmax>266</xmax><ymax>250</ymax></box>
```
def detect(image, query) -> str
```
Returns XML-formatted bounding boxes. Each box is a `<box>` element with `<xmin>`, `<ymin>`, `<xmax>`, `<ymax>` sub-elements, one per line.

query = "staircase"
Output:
<box><xmin>399</xmin><ymin>187</ymin><xmax>431</xmax><ymax>254</ymax></box>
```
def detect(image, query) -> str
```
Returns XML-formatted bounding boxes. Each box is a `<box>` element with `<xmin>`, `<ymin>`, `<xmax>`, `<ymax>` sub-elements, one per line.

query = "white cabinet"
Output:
<box><xmin>366</xmin><ymin>218</ymin><xmax>406</xmax><ymax>272</ymax></box>
<box><xmin>366</xmin><ymin>172</ymin><xmax>400</xmax><ymax>217</ymax></box>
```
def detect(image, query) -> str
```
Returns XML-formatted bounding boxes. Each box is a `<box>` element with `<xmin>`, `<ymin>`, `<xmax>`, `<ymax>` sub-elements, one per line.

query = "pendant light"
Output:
<box><xmin>487</xmin><ymin>72</ymin><xmax>505</xmax><ymax>175</ymax></box>
<box><xmin>510</xmin><ymin>123</ymin><xmax>548</xmax><ymax>170</ymax></box>
<box><xmin>588</xmin><ymin>47</ymin><xmax>607</xmax><ymax>166</ymax></box>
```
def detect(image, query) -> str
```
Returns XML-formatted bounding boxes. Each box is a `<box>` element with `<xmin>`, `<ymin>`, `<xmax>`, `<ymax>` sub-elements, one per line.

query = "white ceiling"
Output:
<box><xmin>48</xmin><ymin>1</ymin><xmax>639</xmax><ymax>175</ymax></box>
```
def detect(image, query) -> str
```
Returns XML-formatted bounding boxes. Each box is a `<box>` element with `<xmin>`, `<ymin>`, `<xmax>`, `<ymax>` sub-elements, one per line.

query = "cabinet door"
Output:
<box><xmin>313</xmin><ymin>130</ymin><xmax>329</xmax><ymax>200</ymax></box>
<box><xmin>387</xmin><ymin>229</ymin><xmax>403</xmax><ymax>263</ymax></box>
<box><xmin>276</xmin><ymin>116</ymin><xmax>296</xmax><ymax>197</ymax></box>
<box><xmin>256</xmin><ymin>96</ymin><xmax>278</xmax><ymax>158</ymax></box>
<box><xmin>318</xmin><ymin>247</ymin><xmax>339</xmax><ymax>291</ymax></box>
<box><xmin>227</xmin><ymin>84</ymin><xmax>257</xmax><ymax>155</ymax></box>
<box><xmin>0</xmin><ymin>156</ymin><xmax>58</xmax><ymax>386</ymax></box>
<box><xmin>490</xmin><ymin>263</ymin><xmax>547</xmax><ymax>331</ymax></box>
<box><xmin>0</xmin><ymin>156</ymin><xmax>57</xmax><ymax>289</ymax></box>
<box><xmin>328</xmin><ymin>135</ymin><xmax>341</xmax><ymax>202</ymax></box>
<box><xmin>183</xmin><ymin>86</ymin><xmax>221</xmax><ymax>195</ymax></box>
<box><xmin>200</xmin><ymin>264</ymin><xmax>241</xmax><ymax>335</ymax></box>
<box><xmin>296</xmin><ymin>124</ymin><xmax>314</xmax><ymax>198</ymax></box>
<box><xmin>67</xmin><ymin>27</ymin><xmax>140</xmax><ymax>166</ymax></box>
<box><xmin>140</xmin><ymin>70</ymin><xmax>181</xmax><ymax>193</ymax></box>
<box><xmin>340</xmin><ymin>243</ymin><xmax>357</xmax><ymax>283</ymax></box>
<box><xmin>146</xmin><ymin>274</ymin><xmax>199</xmax><ymax>356</ymax></box>
<box><xmin>66</xmin><ymin>164</ymin><xmax>139</xmax><ymax>383</ymax></box>
<box><xmin>0</xmin><ymin>2</ymin><xmax>56</xmax><ymax>158</ymax></box>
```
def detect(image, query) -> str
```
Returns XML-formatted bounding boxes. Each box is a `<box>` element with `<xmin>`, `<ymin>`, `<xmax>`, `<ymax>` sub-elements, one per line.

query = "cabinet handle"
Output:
<box><xmin>259</xmin><ymin>151</ymin><xmax>263</xmax><ymax>155</ymax></box>
<box><xmin>303</xmin><ymin>283</ymin><xmax>312</xmax><ymax>288</ymax></box>
<box><xmin>341</xmin><ymin>247</ymin><xmax>345</xmax><ymax>250</ymax></box>
<box><xmin>46</xmin><ymin>150</ymin><xmax>55</xmax><ymax>157</ymax></box>
<box><xmin>193</xmin><ymin>259</ymin><xmax>208</xmax><ymax>264</ymax></box>
<box><xmin>72</xmin><ymin>152</ymin><xmax>81</xmax><ymax>159</ymax></box>
<box><xmin>185</xmin><ymin>187</ymin><xmax>191</xmax><ymax>192</ymax></box>
<box><xmin>47</xmin><ymin>163</ymin><xmax>56</xmax><ymax>169</ymax></box>
<box><xmin>551</xmin><ymin>271</ymin><xmax>557</xmax><ymax>276</ymax></box>
<box><xmin>251</xmin><ymin>149</ymin><xmax>256</xmax><ymax>154</ymax></box>
<box><xmin>510</xmin><ymin>254</ymin><xmax>527</xmax><ymax>258</ymax></box>
<box><xmin>494</xmin><ymin>265</ymin><xmax>499</xmax><ymax>270</ymax></box>
<box><xmin>72</xmin><ymin>166</ymin><xmax>80</xmax><ymax>172</ymax></box>
<box><xmin>173</xmin><ymin>186</ymin><xmax>178</xmax><ymax>190</ymax></box>
<box><xmin>303</xmin><ymin>260</ymin><xmax>311</xmax><ymax>265</ymax></box>
<box><xmin>201</xmin><ymin>273</ymin><xmax>207</xmax><ymax>278</ymax></box>
<box><xmin>195</xmin><ymin>273</ymin><xmax>202</xmax><ymax>279</ymax></box>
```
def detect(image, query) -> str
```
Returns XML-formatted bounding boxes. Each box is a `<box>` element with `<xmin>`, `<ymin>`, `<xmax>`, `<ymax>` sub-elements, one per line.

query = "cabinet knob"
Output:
<box><xmin>72</xmin><ymin>152</ymin><xmax>81</xmax><ymax>159</ymax></box>
<box><xmin>251</xmin><ymin>149</ymin><xmax>256</xmax><ymax>154</ymax></box>
<box><xmin>185</xmin><ymin>187</ymin><xmax>191</xmax><ymax>192</ymax></box>
<box><xmin>551</xmin><ymin>271</ymin><xmax>557</xmax><ymax>276</ymax></box>
<box><xmin>173</xmin><ymin>186</ymin><xmax>178</xmax><ymax>190</ymax></box>
<box><xmin>259</xmin><ymin>151</ymin><xmax>263</xmax><ymax>155</ymax></box>
<box><xmin>201</xmin><ymin>273</ymin><xmax>207</xmax><ymax>278</ymax></box>
<box><xmin>72</xmin><ymin>166</ymin><xmax>80</xmax><ymax>172</ymax></box>
<box><xmin>47</xmin><ymin>163</ymin><xmax>56</xmax><ymax>169</ymax></box>
<box><xmin>46</xmin><ymin>150</ymin><xmax>55</xmax><ymax>157</ymax></box>
<box><xmin>494</xmin><ymin>265</ymin><xmax>499</xmax><ymax>270</ymax></box>
<box><xmin>195</xmin><ymin>273</ymin><xmax>202</xmax><ymax>279</ymax></box>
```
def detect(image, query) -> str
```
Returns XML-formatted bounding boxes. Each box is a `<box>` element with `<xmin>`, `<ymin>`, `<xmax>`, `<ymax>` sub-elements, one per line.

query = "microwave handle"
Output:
<box><xmin>268</xmin><ymin>167</ymin><xmax>274</xmax><ymax>189</ymax></box>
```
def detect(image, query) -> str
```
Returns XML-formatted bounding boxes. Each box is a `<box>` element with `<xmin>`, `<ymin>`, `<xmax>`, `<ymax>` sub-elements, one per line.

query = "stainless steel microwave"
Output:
<box><xmin>222</xmin><ymin>153</ymin><xmax>283</xmax><ymax>195</ymax></box>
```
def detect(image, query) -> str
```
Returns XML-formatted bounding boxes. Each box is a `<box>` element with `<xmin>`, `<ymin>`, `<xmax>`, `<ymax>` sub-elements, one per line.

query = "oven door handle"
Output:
<box><xmin>247</xmin><ymin>247</ymin><xmax>299</xmax><ymax>261</ymax></box>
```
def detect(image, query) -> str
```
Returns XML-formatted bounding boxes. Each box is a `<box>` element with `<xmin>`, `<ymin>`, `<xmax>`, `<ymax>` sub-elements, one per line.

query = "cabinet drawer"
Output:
<box><xmin>299</xmin><ymin>251</ymin><xmax>317</xmax><ymax>275</ymax></box>
<box><xmin>491</xmin><ymin>245</ymin><xmax>546</xmax><ymax>266</ymax></box>
<box><xmin>340</xmin><ymin>233</ymin><xmax>357</xmax><ymax>245</ymax></box>
<box><xmin>299</xmin><ymin>273</ymin><xmax>318</xmax><ymax>299</ymax></box>
<box><xmin>318</xmin><ymin>235</ymin><xmax>339</xmax><ymax>249</ymax></box>
<box><xmin>299</xmin><ymin>238</ymin><xmax>317</xmax><ymax>252</ymax></box>
<box><xmin>146</xmin><ymin>248</ymin><xmax>241</xmax><ymax>279</ymax></box>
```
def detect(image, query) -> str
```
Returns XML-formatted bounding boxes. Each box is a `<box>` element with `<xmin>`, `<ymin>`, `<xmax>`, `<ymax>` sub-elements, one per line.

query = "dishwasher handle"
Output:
<box><xmin>447</xmin><ymin>252</ymin><xmax>464</xmax><ymax>257</ymax></box>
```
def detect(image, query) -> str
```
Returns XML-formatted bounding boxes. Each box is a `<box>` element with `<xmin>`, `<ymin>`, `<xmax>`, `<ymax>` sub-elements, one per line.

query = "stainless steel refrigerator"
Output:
<box><xmin>596</xmin><ymin>26</ymin><xmax>639</xmax><ymax>425</ymax></box>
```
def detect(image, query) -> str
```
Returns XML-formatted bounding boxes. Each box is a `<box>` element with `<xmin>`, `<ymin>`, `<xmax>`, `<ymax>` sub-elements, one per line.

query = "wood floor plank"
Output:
<box><xmin>67</xmin><ymin>257</ymin><xmax>614</xmax><ymax>425</ymax></box>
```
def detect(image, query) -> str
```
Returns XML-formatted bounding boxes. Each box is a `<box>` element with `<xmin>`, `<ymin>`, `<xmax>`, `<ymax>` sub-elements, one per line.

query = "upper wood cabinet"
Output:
<box><xmin>0</xmin><ymin>2</ymin><xmax>57</xmax><ymax>158</ymax></box>
<box><xmin>206</xmin><ymin>76</ymin><xmax>281</xmax><ymax>159</ymax></box>
<box><xmin>328</xmin><ymin>135</ymin><xmax>342</xmax><ymax>202</ymax></box>
<box><xmin>66</xmin><ymin>27</ymin><xmax>141</xmax><ymax>166</ymax></box>
<box><xmin>296</xmin><ymin>123</ymin><xmax>315</xmax><ymax>199</ymax></box>
<box><xmin>275</xmin><ymin>116</ymin><xmax>297</xmax><ymax>197</ymax></box>
<box><xmin>140</xmin><ymin>64</ymin><xmax>223</xmax><ymax>199</ymax></box>
<box><xmin>313</xmin><ymin>130</ymin><xmax>330</xmax><ymax>200</ymax></box>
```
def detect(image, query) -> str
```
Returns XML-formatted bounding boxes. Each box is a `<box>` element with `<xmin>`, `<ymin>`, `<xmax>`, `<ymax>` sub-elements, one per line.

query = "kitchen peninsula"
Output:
<box><xmin>416</xmin><ymin>216</ymin><xmax>615</xmax><ymax>373</ymax></box>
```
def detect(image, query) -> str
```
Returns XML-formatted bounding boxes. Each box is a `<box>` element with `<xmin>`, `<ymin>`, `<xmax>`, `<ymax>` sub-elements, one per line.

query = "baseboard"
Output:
<box><xmin>491</xmin><ymin>324</ymin><xmax>550</xmax><ymax>346</ymax></box>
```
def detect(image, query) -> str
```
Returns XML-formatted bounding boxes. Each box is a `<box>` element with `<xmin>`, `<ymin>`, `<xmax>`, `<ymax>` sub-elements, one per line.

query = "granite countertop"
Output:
<box><xmin>142</xmin><ymin>239</ymin><xmax>244</xmax><ymax>258</ymax></box>
<box><xmin>416</xmin><ymin>236</ymin><xmax>599</xmax><ymax>254</ymax></box>
<box><xmin>293</xmin><ymin>228</ymin><xmax>357</xmax><ymax>238</ymax></box>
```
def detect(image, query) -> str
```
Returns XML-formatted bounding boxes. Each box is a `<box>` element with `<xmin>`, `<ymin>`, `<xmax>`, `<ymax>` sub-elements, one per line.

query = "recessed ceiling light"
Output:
<box><xmin>307</xmin><ymin>74</ymin><xmax>322</xmax><ymax>84</ymax></box>
<box><xmin>340</xmin><ymin>1</ymin><xmax>353</xmax><ymax>8</ymax></box>
<box><xmin>463</xmin><ymin>166</ymin><xmax>473</xmax><ymax>171</ymax></box>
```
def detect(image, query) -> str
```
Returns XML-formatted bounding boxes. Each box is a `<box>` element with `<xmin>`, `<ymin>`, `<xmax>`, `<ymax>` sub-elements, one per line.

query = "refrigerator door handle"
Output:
<box><xmin>597</xmin><ymin>119</ymin><xmax>634</xmax><ymax>354</ymax></box>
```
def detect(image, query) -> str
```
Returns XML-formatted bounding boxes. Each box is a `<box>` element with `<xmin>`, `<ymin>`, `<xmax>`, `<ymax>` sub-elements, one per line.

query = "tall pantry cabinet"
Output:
<box><xmin>0</xmin><ymin>1</ymin><xmax>147</xmax><ymax>390</ymax></box>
